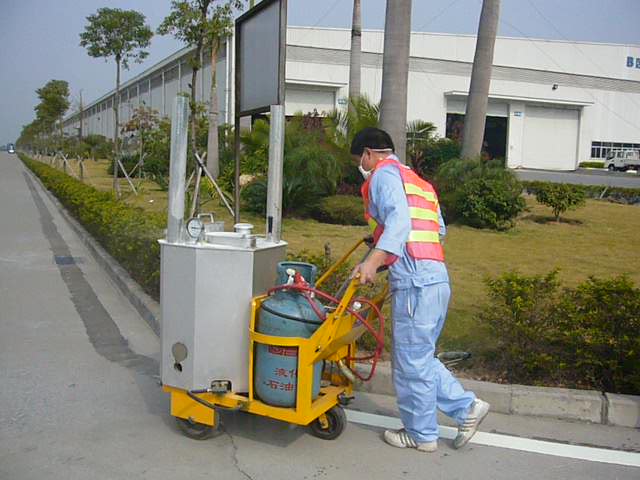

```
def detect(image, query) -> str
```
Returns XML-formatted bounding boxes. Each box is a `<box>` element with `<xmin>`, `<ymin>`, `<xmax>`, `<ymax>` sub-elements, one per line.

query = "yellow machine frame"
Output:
<box><xmin>164</xmin><ymin>239</ymin><xmax>387</xmax><ymax>435</ymax></box>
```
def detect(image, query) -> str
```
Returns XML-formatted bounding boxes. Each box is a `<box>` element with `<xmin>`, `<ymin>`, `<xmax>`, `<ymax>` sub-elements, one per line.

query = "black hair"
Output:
<box><xmin>349</xmin><ymin>127</ymin><xmax>395</xmax><ymax>156</ymax></box>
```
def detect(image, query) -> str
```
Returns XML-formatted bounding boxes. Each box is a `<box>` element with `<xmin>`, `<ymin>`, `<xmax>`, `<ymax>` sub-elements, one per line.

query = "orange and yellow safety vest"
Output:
<box><xmin>360</xmin><ymin>157</ymin><xmax>445</xmax><ymax>264</ymax></box>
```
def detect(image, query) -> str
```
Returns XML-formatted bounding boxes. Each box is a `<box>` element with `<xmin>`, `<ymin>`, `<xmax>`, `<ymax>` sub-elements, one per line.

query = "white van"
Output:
<box><xmin>604</xmin><ymin>149</ymin><xmax>640</xmax><ymax>172</ymax></box>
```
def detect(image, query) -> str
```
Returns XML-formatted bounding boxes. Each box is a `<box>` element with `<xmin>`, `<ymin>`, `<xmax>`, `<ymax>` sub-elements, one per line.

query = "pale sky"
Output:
<box><xmin>1</xmin><ymin>0</ymin><xmax>639</xmax><ymax>145</ymax></box>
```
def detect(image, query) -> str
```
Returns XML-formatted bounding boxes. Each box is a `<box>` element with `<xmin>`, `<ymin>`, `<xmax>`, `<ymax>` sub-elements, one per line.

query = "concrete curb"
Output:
<box><xmin>26</xmin><ymin>161</ymin><xmax>640</xmax><ymax>429</ymax></box>
<box><xmin>356</xmin><ymin>363</ymin><xmax>640</xmax><ymax>429</ymax></box>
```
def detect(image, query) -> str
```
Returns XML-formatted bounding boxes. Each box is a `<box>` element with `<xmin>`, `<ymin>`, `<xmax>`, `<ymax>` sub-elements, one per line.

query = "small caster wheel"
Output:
<box><xmin>309</xmin><ymin>406</ymin><xmax>347</xmax><ymax>440</ymax></box>
<box><xmin>176</xmin><ymin>416</ymin><xmax>221</xmax><ymax>440</ymax></box>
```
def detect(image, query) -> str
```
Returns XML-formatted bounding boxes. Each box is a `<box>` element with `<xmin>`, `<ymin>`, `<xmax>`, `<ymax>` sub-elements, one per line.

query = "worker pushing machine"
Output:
<box><xmin>350</xmin><ymin>127</ymin><xmax>490</xmax><ymax>452</ymax></box>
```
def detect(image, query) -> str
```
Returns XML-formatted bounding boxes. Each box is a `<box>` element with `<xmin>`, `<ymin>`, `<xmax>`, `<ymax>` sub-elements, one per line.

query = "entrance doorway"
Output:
<box><xmin>446</xmin><ymin>114</ymin><xmax>507</xmax><ymax>160</ymax></box>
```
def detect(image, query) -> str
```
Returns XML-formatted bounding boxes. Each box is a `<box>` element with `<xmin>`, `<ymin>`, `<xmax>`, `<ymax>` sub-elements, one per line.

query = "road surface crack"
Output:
<box><xmin>222</xmin><ymin>426</ymin><xmax>254</xmax><ymax>480</ymax></box>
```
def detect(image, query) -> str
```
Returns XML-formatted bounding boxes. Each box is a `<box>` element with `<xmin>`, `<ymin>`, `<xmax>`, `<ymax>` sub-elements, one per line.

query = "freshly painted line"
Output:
<box><xmin>345</xmin><ymin>410</ymin><xmax>640</xmax><ymax>468</ymax></box>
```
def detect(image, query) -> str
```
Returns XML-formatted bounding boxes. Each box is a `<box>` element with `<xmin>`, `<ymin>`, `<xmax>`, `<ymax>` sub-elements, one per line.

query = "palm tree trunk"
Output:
<box><xmin>206</xmin><ymin>39</ymin><xmax>220</xmax><ymax>178</ymax></box>
<box><xmin>461</xmin><ymin>0</ymin><xmax>501</xmax><ymax>159</ymax></box>
<box><xmin>113</xmin><ymin>58</ymin><xmax>121</xmax><ymax>197</ymax></box>
<box><xmin>348</xmin><ymin>0</ymin><xmax>362</xmax><ymax>119</ymax></box>
<box><xmin>379</xmin><ymin>0</ymin><xmax>412</xmax><ymax>164</ymax></box>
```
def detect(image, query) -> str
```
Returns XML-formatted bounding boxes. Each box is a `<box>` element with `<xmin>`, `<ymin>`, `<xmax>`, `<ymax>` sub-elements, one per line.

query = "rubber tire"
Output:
<box><xmin>175</xmin><ymin>417</ymin><xmax>220</xmax><ymax>440</ymax></box>
<box><xmin>608</xmin><ymin>164</ymin><xmax>615</xmax><ymax>172</ymax></box>
<box><xmin>309</xmin><ymin>406</ymin><xmax>347</xmax><ymax>440</ymax></box>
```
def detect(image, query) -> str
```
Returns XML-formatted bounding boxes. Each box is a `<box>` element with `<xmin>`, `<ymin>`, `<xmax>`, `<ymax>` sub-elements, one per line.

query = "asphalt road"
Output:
<box><xmin>1</xmin><ymin>152</ymin><xmax>639</xmax><ymax>479</ymax></box>
<box><xmin>516</xmin><ymin>168</ymin><xmax>640</xmax><ymax>188</ymax></box>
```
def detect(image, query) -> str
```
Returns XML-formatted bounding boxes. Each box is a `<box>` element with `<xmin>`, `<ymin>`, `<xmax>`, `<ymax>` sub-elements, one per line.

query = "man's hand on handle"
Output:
<box><xmin>352</xmin><ymin>248</ymin><xmax>389</xmax><ymax>284</ymax></box>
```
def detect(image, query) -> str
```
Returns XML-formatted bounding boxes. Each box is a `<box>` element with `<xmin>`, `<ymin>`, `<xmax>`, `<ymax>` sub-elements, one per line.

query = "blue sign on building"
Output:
<box><xmin>627</xmin><ymin>56</ymin><xmax>640</xmax><ymax>69</ymax></box>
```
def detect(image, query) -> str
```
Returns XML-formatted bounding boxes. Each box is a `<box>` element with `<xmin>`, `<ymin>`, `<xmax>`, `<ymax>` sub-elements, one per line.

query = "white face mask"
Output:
<box><xmin>358</xmin><ymin>148</ymin><xmax>392</xmax><ymax>180</ymax></box>
<box><xmin>358</xmin><ymin>158</ymin><xmax>373</xmax><ymax>180</ymax></box>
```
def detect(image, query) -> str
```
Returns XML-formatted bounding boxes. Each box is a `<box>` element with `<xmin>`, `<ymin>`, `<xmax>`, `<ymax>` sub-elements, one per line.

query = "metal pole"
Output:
<box><xmin>233</xmin><ymin>20</ymin><xmax>242</xmax><ymax>224</ymax></box>
<box><xmin>266</xmin><ymin>105</ymin><xmax>285</xmax><ymax>243</ymax></box>
<box><xmin>167</xmin><ymin>96</ymin><xmax>190</xmax><ymax>244</ymax></box>
<box><xmin>162</xmin><ymin>71</ymin><xmax>166</xmax><ymax>116</ymax></box>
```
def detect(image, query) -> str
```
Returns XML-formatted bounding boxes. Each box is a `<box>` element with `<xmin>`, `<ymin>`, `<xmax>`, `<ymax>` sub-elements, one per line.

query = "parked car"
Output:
<box><xmin>7</xmin><ymin>143</ymin><xmax>15</xmax><ymax>154</ymax></box>
<box><xmin>604</xmin><ymin>149</ymin><xmax>640</xmax><ymax>172</ymax></box>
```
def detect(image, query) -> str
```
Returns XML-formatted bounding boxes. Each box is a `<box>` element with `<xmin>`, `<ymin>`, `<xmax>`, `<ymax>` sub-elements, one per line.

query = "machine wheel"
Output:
<box><xmin>607</xmin><ymin>164</ymin><xmax>615</xmax><ymax>171</ymax></box>
<box><xmin>309</xmin><ymin>406</ymin><xmax>347</xmax><ymax>440</ymax></box>
<box><xmin>176</xmin><ymin>416</ymin><xmax>221</xmax><ymax>440</ymax></box>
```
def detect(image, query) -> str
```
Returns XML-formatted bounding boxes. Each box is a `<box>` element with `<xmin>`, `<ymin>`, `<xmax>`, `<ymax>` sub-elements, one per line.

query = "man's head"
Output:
<box><xmin>350</xmin><ymin>127</ymin><xmax>395</xmax><ymax>178</ymax></box>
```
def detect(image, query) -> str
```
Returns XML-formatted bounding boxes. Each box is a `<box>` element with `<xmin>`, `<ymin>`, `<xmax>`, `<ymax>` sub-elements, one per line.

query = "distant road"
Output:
<box><xmin>515</xmin><ymin>168</ymin><xmax>640</xmax><ymax>188</ymax></box>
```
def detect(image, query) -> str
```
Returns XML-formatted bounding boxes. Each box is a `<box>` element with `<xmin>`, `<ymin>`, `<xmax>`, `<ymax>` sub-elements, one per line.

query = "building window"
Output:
<box><xmin>591</xmin><ymin>141</ymin><xmax>640</xmax><ymax>159</ymax></box>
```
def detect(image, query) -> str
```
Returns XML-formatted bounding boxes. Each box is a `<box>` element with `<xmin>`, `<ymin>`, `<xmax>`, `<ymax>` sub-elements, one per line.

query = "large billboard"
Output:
<box><xmin>235</xmin><ymin>0</ymin><xmax>287</xmax><ymax>116</ymax></box>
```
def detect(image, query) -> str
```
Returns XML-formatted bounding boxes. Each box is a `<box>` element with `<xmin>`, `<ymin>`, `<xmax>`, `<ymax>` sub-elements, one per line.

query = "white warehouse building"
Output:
<box><xmin>63</xmin><ymin>26</ymin><xmax>640</xmax><ymax>171</ymax></box>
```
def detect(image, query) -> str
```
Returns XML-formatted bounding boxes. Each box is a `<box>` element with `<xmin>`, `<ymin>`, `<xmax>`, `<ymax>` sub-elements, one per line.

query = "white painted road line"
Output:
<box><xmin>345</xmin><ymin>410</ymin><xmax>640</xmax><ymax>468</ymax></box>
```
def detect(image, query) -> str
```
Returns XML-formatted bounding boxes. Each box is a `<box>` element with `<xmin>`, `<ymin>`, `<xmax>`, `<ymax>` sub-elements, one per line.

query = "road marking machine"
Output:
<box><xmin>159</xmin><ymin>97</ymin><xmax>386</xmax><ymax>440</ymax></box>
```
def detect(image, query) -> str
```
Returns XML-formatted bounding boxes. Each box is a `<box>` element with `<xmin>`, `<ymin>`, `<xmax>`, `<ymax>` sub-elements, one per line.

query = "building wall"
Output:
<box><xmin>64</xmin><ymin>27</ymin><xmax>640</xmax><ymax>170</ymax></box>
<box><xmin>64</xmin><ymin>44</ymin><xmax>229</xmax><ymax>141</ymax></box>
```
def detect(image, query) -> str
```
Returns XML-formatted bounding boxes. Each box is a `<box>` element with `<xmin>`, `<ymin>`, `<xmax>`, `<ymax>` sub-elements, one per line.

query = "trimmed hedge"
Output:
<box><xmin>314</xmin><ymin>195</ymin><xmax>367</xmax><ymax>226</ymax></box>
<box><xmin>20</xmin><ymin>154</ymin><xmax>164</xmax><ymax>299</ymax></box>
<box><xmin>578</xmin><ymin>161</ymin><xmax>605</xmax><ymax>169</ymax></box>
<box><xmin>522</xmin><ymin>180</ymin><xmax>640</xmax><ymax>205</ymax></box>
<box><xmin>480</xmin><ymin>270</ymin><xmax>640</xmax><ymax>394</ymax></box>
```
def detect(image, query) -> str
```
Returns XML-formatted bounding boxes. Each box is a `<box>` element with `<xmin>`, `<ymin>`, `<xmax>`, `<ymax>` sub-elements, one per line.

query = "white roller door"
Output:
<box><xmin>285</xmin><ymin>87</ymin><xmax>336</xmax><ymax>116</ymax></box>
<box><xmin>522</xmin><ymin>106</ymin><xmax>579</xmax><ymax>170</ymax></box>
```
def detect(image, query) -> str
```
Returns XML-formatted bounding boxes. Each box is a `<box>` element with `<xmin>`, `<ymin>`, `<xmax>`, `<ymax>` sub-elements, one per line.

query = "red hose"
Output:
<box><xmin>266</xmin><ymin>282</ymin><xmax>385</xmax><ymax>382</ymax></box>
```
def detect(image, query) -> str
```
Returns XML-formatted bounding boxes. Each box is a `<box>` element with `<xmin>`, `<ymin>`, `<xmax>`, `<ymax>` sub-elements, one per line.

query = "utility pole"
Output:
<box><xmin>348</xmin><ymin>0</ymin><xmax>362</xmax><ymax>117</ymax></box>
<box><xmin>461</xmin><ymin>0</ymin><xmax>501</xmax><ymax>159</ymax></box>
<box><xmin>379</xmin><ymin>0</ymin><xmax>412</xmax><ymax>164</ymax></box>
<box><xmin>78</xmin><ymin>89</ymin><xmax>84</xmax><ymax>140</ymax></box>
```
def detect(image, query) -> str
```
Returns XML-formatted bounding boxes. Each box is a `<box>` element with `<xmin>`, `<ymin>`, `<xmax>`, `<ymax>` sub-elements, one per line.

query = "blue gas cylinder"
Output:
<box><xmin>255</xmin><ymin>262</ymin><xmax>325</xmax><ymax>407</ymax></box>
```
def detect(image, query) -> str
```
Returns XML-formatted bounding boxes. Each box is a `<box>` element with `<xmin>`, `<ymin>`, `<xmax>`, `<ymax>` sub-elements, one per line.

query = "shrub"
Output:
<box><xmin>314</xmin><ymin>195</ymin><xmax>366</xmax><ymax>225</ymax></box>
<box><xmin>480</xmin><ymin>270</ymin><xmax>640</xmax><ymax>394</ymax></box>
<box><xmin>435</xmin><ymin>158</ymin><xmax>525</xmax><ymax>230</ymax></box>
<box><xmin>523</xmin><ymin>180</ymin><xmax>640</xmax><ymax>206</ymax></box>
<box><xmin>411</xmin><ymin>137</ymin><xmax>461</xmax><ymax>179</ymax></box>
<box><xmin>534</xmin><ymin>183</ymin><xmax>586</xmax><ymax>222</ymax></box>
<box><xmin>82</xmin><ymin>134</ymin><xmax>114</xmax><ymax>159</ymax></box>
<box><xmin>480</xmin><ymin>271</ymin><xmax>563</xmax><ymax>382</ymax></box>
<box><xmin>241</xmin><ymin>117</ymin><xmax>341</xmax><ymax>216</ymax></box>
<box><xmin>556</xmin><ymin>276</ymin><xmax>640</xmax><ymax>394</ymax></box>
<box><xmin>20</xmin><ymin>154</ymin><xmax>164</xmax><ymax>299</ymax></box>
<box><xmin>579</xmin><ymin>161</ymin><xmax>605</xmax><ymax>169</ymax></box>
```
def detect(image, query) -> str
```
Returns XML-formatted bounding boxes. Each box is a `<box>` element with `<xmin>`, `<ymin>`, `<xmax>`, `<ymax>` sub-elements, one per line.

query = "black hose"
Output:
<box><xmin>260</xmin><ymin>303</ymin><xmax>323</xmax><ymax>326</ymax></box>
<box><xmin>187</xmin><ymin>390</ymin><xmax>218</xmax><ymax>411</ymax></box>
<box><xmin>187</xmin><ymin>390</ymin><xmax>247</xmax><ymax>412</ymax></box>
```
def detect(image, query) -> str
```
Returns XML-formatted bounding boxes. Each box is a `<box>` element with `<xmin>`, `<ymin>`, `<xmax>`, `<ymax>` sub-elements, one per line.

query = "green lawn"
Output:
<box><xmin>39</xmin><ymin>156</ymin><xmax>640</xmax><ymax>357</ymax></box>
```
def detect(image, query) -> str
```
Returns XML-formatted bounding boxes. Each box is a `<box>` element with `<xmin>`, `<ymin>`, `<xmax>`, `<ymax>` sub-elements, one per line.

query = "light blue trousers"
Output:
<box><xmin>391</xmin><ymin>283</ymin><xmax>476</xmax><ymax>443</ymax></box>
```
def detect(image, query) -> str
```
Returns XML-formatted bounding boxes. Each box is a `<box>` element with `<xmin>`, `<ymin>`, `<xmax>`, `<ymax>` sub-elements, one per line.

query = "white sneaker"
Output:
<box><xmin>453</xmin><ymin>399</ymin><xmax>490</xmax><ymax>449</ymax></box>
<box><xmin>383</xmin><ymin>429</ymin><xmax>438</xmax><ymax>453</ymax></box>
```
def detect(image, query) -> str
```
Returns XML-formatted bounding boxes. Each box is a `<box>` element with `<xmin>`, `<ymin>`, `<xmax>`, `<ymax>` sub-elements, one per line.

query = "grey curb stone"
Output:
<box><xmin>29</xmin><ymin>161</ymin><xmax>640</xmax><ymax>428</ymax></box>
<box><xmin>606</xmin><ymin>393</ymin><xmax>640</xmax><ymax>428</ymax></box>
<box><xmin>511</xmin><ymin>384</ymin><xmax>603</xmax><ymax>424</ymax></box>
<box><xmin>460</xmin><ymin>378</ymin><xmax>512</xmax><ymax>415</ymax></box>
<box><xmin>25</xmin><ymin>167</ymin><xmax>161</xmax><ymax>336</ymax></box>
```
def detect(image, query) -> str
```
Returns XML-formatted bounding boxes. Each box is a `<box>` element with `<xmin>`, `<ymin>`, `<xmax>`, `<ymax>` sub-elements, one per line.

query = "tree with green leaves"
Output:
<box><xmin>35</xmin><ymin>79</ymin><xmax>70</xmax><ymax>141</ymax></box>
<box><xmin>80</xmin><ymin>8</ymin><xmax>153</xmax><ymax>195</ymax></box>
<box><xmin>158</xmin><ymin>0</ymin><xmax>243</xmax><ymax>178</ymax></box>
<box><xmin>534</xmin><ymin>183</ymin><xmax>586</xmax><ymax>223</ymax></box>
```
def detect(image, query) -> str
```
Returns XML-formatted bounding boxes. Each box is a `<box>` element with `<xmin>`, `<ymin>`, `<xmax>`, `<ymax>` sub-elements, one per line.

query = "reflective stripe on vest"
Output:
<box><xmin>361</xmin><ymin>157</ymin><xmax>445</xmax><ymax>263</ymax></box>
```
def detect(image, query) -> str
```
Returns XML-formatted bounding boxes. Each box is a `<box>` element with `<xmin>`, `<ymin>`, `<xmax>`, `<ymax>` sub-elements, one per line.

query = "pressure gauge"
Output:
<box><xmin>186</xmin><ymin>217</ymin><xmax>204</xmax><ymax>239</ymax></box>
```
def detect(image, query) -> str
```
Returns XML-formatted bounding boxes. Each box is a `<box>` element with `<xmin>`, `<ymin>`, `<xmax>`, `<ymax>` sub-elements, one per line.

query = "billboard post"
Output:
<box><xmin>233</xmin><ymin>0</ymin><xmax>287</xmax><ymax>225</ymax></box>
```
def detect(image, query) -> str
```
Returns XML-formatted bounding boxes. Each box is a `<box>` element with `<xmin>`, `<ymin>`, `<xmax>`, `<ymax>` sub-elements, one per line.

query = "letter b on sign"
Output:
<box><xmin>628</xmin><ymin>56</ymin><xmax>635</xmax><ymax>67</ymax></box>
